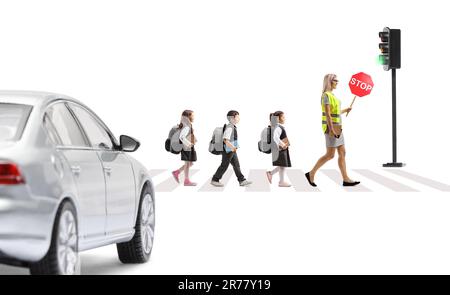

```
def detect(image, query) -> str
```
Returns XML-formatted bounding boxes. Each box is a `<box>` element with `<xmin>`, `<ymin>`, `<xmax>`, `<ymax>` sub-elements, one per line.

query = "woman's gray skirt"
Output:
<box><xmin>325</xmin><ymin>132</ymin><xmax>345</xmax><ymax>148</ymax></box>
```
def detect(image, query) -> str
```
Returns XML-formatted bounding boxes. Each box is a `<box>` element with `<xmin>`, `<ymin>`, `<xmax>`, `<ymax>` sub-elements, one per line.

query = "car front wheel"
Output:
<box><xmin>116</xmin><ymin>185</ymin><xmax>155</xmax><ymax>263</ymax></box>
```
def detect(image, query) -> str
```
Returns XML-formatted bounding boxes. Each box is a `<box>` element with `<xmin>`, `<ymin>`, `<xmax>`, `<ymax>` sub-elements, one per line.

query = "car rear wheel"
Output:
<box><xmin>30</xmin><ymin>201</ymin><xmax>80</xmax><ymax>275</ymax></box>
<box><xmin>116</xmin><ymin>185</ymin><xmax>155</xmax><ymax>263</ymax></box>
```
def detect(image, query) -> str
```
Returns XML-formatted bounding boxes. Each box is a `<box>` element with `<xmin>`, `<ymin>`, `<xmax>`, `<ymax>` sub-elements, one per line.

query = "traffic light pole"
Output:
<box><xmin>383</xmin><ymin>68</ymin><xmax>405</xmax><ymax>167</ymax></box>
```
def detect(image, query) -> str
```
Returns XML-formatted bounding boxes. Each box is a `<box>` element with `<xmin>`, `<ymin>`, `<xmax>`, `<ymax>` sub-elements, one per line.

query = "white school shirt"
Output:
<box><xmin>273</xmin><ymin>125</ymin><xmax>287</xmax><ymax>148</ymax></box>
<box><xmin>179</xmin><ymin>126</ymin><xmax>193</xmax><ymax>147</ymax></box>
<box><xmin>223</xmin><ymin>123</ymin><xmax>235</xmax><ymax>141</ymax></box>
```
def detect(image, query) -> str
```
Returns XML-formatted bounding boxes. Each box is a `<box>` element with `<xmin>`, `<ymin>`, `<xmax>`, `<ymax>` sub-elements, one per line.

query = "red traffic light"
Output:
<box><xmin>379</xmin><ymin>31</ymin><xmax>389</xmax><ymax>42</ymax></box>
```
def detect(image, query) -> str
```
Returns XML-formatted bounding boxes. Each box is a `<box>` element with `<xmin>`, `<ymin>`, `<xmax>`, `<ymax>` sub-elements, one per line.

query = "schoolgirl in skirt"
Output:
<box><xmin>172</xmin><ymin>110</ymin><xmax>197</xmax><ymax>186</ymax></box>
<box><xmin>266</xmin><ymin>111</ymin><xmax>292</xmax><ymax>187</ymax></box>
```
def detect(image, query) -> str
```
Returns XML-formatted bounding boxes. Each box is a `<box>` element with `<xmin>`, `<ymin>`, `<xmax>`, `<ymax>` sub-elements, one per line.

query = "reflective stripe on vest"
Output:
<box><xmin>322</xmin><ymin>112</ymin><xmax>341</xmax><ymax>118</ymax></box>
<box><xmin>322</xmin><ymin>91</ymin><xmax>341</xmax><ymax>133</ymax></box>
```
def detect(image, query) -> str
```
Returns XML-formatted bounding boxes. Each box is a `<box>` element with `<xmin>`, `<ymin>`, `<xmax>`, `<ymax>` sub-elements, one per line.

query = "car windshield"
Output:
<box><xmin>0</xmin><ymin>103</ymin><xmax>33</xmax><ymax>142</ymax></box>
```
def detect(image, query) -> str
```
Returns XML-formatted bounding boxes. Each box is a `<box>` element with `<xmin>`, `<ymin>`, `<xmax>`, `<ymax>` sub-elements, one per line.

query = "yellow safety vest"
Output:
<box><xmin>322</xmin><ymin>91</ymin><xmax>341</xmax><ymax>133</ymax></box>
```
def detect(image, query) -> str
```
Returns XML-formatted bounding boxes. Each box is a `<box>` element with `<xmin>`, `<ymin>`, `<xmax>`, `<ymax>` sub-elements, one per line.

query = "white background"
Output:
<box><xmin>1</xmin><ymin>0</ymin><xmax>450</xmax><ymax>274</ymax></box>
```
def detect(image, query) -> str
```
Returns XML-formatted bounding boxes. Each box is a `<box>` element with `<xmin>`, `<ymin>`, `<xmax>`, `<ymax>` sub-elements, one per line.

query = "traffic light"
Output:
<box><xmin>378</xmin><ymin>27</ymin><xmax>401</xmax><ymax>71</ymax></box>
<box><xmin>379</xmin><ymin>27</ymin><xmax>405</xmax><ymax>167</ymax></box>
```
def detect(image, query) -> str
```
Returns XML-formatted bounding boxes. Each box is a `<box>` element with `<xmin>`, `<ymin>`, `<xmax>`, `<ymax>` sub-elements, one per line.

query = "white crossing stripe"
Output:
<box><xmin>384</xmin><ymin>170</ymin><xmax>450</xmax><ymax>192</ymax></box>
<box><xmin>353</xmin><ymin>169</ymin><xmax>418</xmax><ymax>192</ymax></box>
<box><xmin>286</xmin><ymin>169</ymin><xmax>321</xmax><ymax>192</ymax></box>
<box><xmin>321</xmin><ymin>169</ymin><xmax>372</xmax><ymax>192</ymax></box>
<box><xmin>198</xmin><ymin>169</ymin><xmax>233</xmax><ymax>192</ymax></box>
<box><xmin>246</xmin><ymin>169</ymin><xmax>271</xmax><ymax>192</ymax></box>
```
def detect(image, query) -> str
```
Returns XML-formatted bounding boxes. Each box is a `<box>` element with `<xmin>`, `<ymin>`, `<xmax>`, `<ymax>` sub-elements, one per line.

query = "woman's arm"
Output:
<box><xmin>341</xmin><ymin>107</ymin><xmax>352</xmax><ymax>114</ymax></box>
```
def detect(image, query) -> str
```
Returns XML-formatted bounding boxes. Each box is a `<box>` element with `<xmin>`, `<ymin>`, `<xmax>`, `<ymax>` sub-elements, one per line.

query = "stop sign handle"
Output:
<box><xmin>346</xmin><ymin>95</ymin><xmax>357</xmax><ymax>117</ymax></box>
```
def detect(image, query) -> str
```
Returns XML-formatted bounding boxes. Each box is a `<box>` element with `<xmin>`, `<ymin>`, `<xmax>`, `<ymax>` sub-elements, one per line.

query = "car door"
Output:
<box><xmin>68</xmin><ymin>103</ymin><xmax>136</xmax><ymax>236</ymax></box>
<box><xmin>44</xmin><ymin>102</ymin><xmax>107</xmax><ymax>240</ymax></box>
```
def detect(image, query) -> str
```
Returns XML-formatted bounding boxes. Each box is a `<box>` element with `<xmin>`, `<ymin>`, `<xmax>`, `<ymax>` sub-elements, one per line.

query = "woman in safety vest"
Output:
<box><xmin>305</xmin><ymin>74</ymin><xmax>360</xmax><ymax>187</ymax></box>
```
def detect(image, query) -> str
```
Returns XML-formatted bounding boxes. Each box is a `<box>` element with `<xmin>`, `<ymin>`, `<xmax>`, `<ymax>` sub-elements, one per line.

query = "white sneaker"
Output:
<box><xmin>239</xmin><ymin>180</ymin><xmax>252</xmax><ymax>187</ymax></box>
<box><xmin>279</xmin><ymin>182</ymin><xmax>292</xmax><ymax>187</ymax></box>
<box><xmin>211</xmin><ymin>180</ymin><xmax>224</xmax><ymax>187</ymax></box>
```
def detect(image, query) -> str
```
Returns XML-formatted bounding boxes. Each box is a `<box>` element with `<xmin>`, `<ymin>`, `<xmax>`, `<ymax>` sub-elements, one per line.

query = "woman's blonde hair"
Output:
<box><xmin>322</xmin><ymin>73</ymin><xmax>337</xmax><ymax>94</ymax></box>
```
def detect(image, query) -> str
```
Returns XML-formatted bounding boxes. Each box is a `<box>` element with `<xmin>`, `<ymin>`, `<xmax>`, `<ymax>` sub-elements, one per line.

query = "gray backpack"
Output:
<box><xmin>258</xmin><ymin>125</ymin><xmax>272</xmax><ymax>154</ymax></box>
<box><xmin>209</xmin><ymin>124</ymin><xmax>227</xmax><ymax>155</ymax></box>
<box><xmin>165</xmin><ymin>125</ymin><xmax>182</xmax><ymax>154</ymax></box>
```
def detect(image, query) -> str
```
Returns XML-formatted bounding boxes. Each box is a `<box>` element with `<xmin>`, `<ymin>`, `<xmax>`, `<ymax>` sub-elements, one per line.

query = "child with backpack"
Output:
<box><xmin>171</xmin><ymin>110</ymin><xmax>197</xmax><ymax>186</ymax></box>
<box><xmin>210</xmin><ymin>110</ymin><xmax>252</xmax><ymax>187</ymax></box>
<box><xmin>266</xmin><ymin>111</ymin><xmax>292</xmax><ymax>187</ymax></box>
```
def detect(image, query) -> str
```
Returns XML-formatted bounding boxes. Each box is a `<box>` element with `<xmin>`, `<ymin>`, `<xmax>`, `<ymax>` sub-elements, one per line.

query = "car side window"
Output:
<box><xmin>69</xmin><ymin>104</ymin><xmax>114</xmax><ymax>150</ymax></box>
<box><xmin>43</xmin><ymin>114</ymin><xmax>62</xmax><ymax>145</ymax></box>
<box><xmin>45</xmin><ymin>103</ymin><xmax>88</xmax><ymax>147</ymax></box>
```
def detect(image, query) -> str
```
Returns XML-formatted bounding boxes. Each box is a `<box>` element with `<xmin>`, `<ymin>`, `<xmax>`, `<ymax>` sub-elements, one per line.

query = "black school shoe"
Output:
<box><xmin>305</xmin><ymin>172</ymin><xmax>317</xmax><ymax>187</ymax></box>
<box><xmin>343</xmin><ymin>181</ymin><xmax>361</xmax><ymax>187</ymax></box>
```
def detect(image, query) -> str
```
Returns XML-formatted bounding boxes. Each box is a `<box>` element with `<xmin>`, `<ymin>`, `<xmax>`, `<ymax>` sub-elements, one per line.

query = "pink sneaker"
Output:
<box><xmin>266</xmin><ymin>171</ymin><xmax>272</xmax><ymax>184</ymax></box>
<box><xmin>184</xmin><ymin>180</ymin><xmax>197</xmax><ymax>186</ymax></box>
<box><xmin>172</xmin><ymin>170</ymin><xmax>180</xmax><ymax>183</ymax></box>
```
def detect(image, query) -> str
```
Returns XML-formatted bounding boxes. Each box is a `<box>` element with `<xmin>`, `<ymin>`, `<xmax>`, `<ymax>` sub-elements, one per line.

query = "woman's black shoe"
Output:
<box><xmin>343</xmin><ymin>181</ymin><xmax>360</xmax><ymax>187</ymax></box>
<box><xmin>305</xmin><ymin>172</ymin><xmax>317</xmax><ymax>187</ymax></box>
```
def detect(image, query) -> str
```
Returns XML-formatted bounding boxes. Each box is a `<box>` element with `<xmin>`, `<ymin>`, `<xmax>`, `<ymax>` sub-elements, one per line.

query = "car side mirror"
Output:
<box><xmin>120</xmin><ymin>135</ymin><xmax>140</xmax><ymax>152</ymax></box>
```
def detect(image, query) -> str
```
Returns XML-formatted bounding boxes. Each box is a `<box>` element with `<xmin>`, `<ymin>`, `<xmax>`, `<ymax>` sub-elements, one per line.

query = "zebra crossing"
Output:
<box><xmin>149</xmin><ymin>168</ymin><xmax>450</xmax><ymax>193</ymax></box>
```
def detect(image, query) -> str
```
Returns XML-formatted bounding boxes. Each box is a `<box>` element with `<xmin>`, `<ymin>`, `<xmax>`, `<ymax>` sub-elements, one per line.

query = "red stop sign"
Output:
<box><xmin>348</xmin><ymin>72</ymin><xmax>374</xmax><ymax>97</ymax></box>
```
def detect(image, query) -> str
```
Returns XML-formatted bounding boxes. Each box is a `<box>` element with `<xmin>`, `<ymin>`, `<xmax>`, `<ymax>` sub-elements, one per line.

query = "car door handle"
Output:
<box><xmin>71</xmin><ymin>166</ymin><xmax>81</xmax><ymax>175</ymax></box>
<box><xmin>103</xmin><ymin>166</ymin><xmax>112</xmax><ymax>175</ymax></box>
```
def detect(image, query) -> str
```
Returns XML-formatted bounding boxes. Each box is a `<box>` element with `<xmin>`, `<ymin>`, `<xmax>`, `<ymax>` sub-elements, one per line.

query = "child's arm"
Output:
<box><xmin>179</xmin><ymin>127</ymin><xmax>193</xmax><ymax>147</ymax></box>
<box><xmin>223</xmin><ymin>126</ymin><xmax>237</xmax><ymax>152</ymax></box>
<box><xmin>224</xmin><ymin>139</ymin><xmax>237</xmax><ymax>152</ymax></box>
<box><xmin>273</xmin><ymin>127</ymin><xmax>287</xmax><ymax>150</ymax></box>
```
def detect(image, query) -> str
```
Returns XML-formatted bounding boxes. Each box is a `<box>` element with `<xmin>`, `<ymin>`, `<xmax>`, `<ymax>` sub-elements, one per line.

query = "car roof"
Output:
<box><xmin>0</xmin><ymin>90</ymin><xmax>118</xmax><ymax>145</ymax></box>
<box><xmin>0</xmin><ymin>90</ymin><xmax>80</xmax><ymax>107</ymax></box>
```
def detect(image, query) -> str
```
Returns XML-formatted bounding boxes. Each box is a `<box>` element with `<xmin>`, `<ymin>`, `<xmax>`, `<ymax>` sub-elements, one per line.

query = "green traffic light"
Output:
<box><xmin>378</xmin><ymin>55</ymin><xmax>388</xmax><ymax>65</ymax></box>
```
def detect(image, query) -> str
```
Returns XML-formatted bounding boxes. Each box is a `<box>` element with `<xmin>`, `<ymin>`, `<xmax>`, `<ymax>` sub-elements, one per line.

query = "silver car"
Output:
<box><xmin>0</xmin><ymin>91</ymin><xmax>155</xmax><ymax>275</ymax></box>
